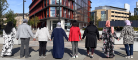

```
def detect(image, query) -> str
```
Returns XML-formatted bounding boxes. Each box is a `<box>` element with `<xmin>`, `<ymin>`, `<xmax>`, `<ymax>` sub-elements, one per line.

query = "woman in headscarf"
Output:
<box><xmin>34</xmin><ymin>22</ymin><xmax>51</xmax><ymax>58</ymax></box>
<box><xmin>51</xmin><ymin>22</ymin><xmax>68</xmax><ymax>59</ymax></box>
<box><xmin>82</xmin><ymin>21</ymin><xmax>99</xmax><ymax>58</ymax></box>
<box><xmin>69</xmin><ymin>20</ymin><xmax>81</xmax><ymax>58</ymax></box>
<box><xmin>118</xmin><ymin>20</ymin><xmax>135</xmax><ymax>59</ymax></box>
<box><xmin>1</xmin><ymin>21</ymin><xmax>16</xmax><ymax>57</ymax></box>
<box><xmin>100</xmin><ymin>20</ymin><xmax>118</xmax><ymax>58</ymax></box>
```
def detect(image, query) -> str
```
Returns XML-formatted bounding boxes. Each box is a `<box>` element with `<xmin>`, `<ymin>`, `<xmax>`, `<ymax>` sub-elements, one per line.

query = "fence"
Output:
<box><xmin>98</xmin><ymin>20</ymin><xmax>138</xmax><ymax>27</ymax></box>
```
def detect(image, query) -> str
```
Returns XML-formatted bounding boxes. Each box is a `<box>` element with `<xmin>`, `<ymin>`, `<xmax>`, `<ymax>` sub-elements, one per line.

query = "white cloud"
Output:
<box><xmin>131</xmin><ymin>13</ymin><xmax>134</xmax><ymax>16</ymax></box>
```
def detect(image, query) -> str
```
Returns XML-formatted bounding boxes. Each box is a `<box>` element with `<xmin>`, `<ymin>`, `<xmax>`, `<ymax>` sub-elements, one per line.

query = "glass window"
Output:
<box><xmin>47</xmin><ymin>8</ymin><xmax>49</xmax><ymax>17</ymax></box>
<box><xmin>101</xmin><ymin>11</ymin><xmax>106</xmax><ymax>21</ymax></box>
<box><xmin>64</xmin><ymin>9</ymin><xmax>66</xmax><ymax>18</ymax></box>
<box><xmin>56</xmin><ymin>7</ymin><xmax>62</xmax><ymax>17</ymax></box>
<box><xmin>47</xmin><ymin>0</ymin><xmax>49</xmax><ymax>6</ymax></box>
<box><xmin>56</xmin><ymin>0</ymin><xmax>62</xmax><ymax>5</ymax></box>
<box><xmin>50</xmin><ymin>0</ymin><xmax>55</xmax><ymax>5</ymax></box>
<box><xmin>50</xmin><ymin>7</ymin><xmax>55</xmax><ymax>17</ymax></box>
<box><xmin>44</xmin><ymin>0</ymin><xmax>46</xmax><ymax>7</ymax></box>
<box><xmin>68</xmin><ymin>10</ymin><xmax>70</xmax><ymax>18</ymax></box>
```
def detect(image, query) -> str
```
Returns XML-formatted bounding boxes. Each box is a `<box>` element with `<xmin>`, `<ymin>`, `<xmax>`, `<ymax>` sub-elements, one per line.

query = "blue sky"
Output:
<box><xmin>5</xmin><ymin>0</ymin><xmax>138</xmax><ymax>15</ymax></box>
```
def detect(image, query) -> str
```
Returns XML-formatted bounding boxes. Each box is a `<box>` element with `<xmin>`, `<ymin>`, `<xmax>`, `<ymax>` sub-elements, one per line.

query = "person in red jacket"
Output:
<box><xmin>69</xmin><ymin>20</ymin><xmax>81</xmax><ymax>58</ymax></box>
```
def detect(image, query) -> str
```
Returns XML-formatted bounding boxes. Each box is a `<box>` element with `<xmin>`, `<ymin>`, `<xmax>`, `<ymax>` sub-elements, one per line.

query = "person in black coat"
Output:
<box><xmin>82</xmin><ymin>21</ymin><xmax>100</xmax><ymax>58</ymax></box>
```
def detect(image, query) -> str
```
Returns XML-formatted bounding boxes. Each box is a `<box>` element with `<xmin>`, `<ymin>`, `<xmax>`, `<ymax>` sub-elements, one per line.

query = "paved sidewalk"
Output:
<box><xmin>0</xmin><ymin>41</ymin><xmax>138</xmax><ymax>60</ymax></box>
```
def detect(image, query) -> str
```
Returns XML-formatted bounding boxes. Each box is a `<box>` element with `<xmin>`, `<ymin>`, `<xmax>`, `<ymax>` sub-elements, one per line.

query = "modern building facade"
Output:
<box><xmin>29</xmin><ymin>0</ymin><xmax>91</xmax><ymax>30</ymax></box>
<box><xmin>134</xmin><ymin>8</ymin><xmax>138</xmax><ymax>16</ymax></box>
<box><xmin>91</xmin><ymin>6</ymin><xmax>129</xmax><ymax>21</ymax></box>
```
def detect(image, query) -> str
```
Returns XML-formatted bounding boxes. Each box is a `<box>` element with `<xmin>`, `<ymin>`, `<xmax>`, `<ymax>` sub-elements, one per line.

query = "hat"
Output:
<box><xmin>22</xmin><ymin>19</ymin><xmax>28</xmax><ymax>23</ymax></box>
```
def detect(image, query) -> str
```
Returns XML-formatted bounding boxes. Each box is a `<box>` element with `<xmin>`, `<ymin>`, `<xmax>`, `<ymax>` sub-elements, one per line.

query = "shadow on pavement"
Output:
<box><xmin>29</xmin><ymin>47</ymin><xmax>37</xmax><ymax>54</ymax></box>
<box><xmin>114</xmin><ymin>51</ymin><xmax>126</xmax><ymax>57</ymax></box>
<box><xmin>12</xmin><ymin>47</ymin><xmax>20</xmax><ymax>56</ymax></box>
<box><xmin>48</xmin><ymin>48</ymin><xmax>72</xmax><ymax>57</ymax></box>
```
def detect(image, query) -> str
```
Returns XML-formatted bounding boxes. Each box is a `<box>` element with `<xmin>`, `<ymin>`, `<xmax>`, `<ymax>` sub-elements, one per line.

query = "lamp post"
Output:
<box><xmin>59</xmin><ymin>0</ymin><xmax>60</xmax><ymax>22</ymax></box>
<box><xmin>23</xmin><ymin>0</ymin><xmax>26</xmax><ymax>19</ymax></box>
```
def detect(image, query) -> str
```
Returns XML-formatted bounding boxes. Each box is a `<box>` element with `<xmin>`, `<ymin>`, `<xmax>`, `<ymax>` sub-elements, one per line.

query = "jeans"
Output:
<box><xmin>124</xmin><ymin>44</ymin><xmax>133</xmax><ymax>56</ymax></box>
<box><xmin>39</xmin><ymin>41</ymin><xmax>47</xmax><ymax>56</ymax></box>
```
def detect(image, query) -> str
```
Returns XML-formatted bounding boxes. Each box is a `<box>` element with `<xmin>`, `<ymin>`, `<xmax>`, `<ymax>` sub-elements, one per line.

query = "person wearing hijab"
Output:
<box><xmin>118</xmin><ymin>20</ymin><xmax>135</xmax><ymax>59</ymax></box>
<box><xmin>16</xmin><ymin>19</ymin><xmax>34</xmax><ymax>58</ymax></box>
<box><xmin>100</xmin><ymin>20</ymin><xmax>118</xmax><ymax>58</ymax></box>
<box><xmin>34</xmin><ymin>22</ymin><xmax>51</xmax><ymax>58</ymax></box>
<box><xmin>69</xmin><ymin>20</ymin><xmax>81</xmax><ymax>58</ymax></box>
<box><xmin>1</xmin><ymin>21</ymin><xmax>16</xmax><ymax>57</ymax></box>
<box><xmin>51</xmin><ymin>22</ymin><xmax>68</xmax><ymax>59</ymax></box>
<box><xmin>82</xmin><ymin>21</ymin><xmax>99</xmax><ymax>58</ymax></box>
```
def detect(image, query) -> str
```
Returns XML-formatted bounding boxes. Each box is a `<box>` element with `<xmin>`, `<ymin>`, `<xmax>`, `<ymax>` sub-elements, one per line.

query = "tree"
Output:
<box><xmin>4</xmin><ymin>9</ymin><xmax>17</xmax><ymax>26</ymax></box>
<box><xmin>0</xmin><ymin>0</ymin><xmax>9</xmax><ymax>18</ymax></box>
<box><xmin>129</xmin><ymin>15</ymin><xmax>138</xmax><ymax>20</ymax></box>
<box><xmin>30</xmin><ymin>16</ymin><xmax>40</xmax><ymax>29</ymax></box>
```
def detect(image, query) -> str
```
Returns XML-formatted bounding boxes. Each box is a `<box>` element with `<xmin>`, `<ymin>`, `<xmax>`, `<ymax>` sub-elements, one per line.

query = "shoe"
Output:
<box><xmin>25</xmin><ymin>55</ymin><xmax>31</xmax><ymax>58</ymax></box>
<box><xmin>130</xmin><ymin>55</ymin><xmax>133</xmax><ymax>58</ymax></box>
<box><xmin>126</xmin><ymin>56</ymin><xmax>130</xmax><ymax>59</ymax></box>
<box><xmin>43</xmin><ymin>55</ymin><xmax>46</xmax><ymax>58</ymax></box>
<box><xmin>76</xmin><ymin>55</ymin><xmax>78</xmax><ymax>58</ymax></box>
<box><xmin>87</xmin><ymin>54</ymin><xmax>90</xmax><ymax>57</ymax></box>
<box><xmin>90</xmin><ymin>55</ymin><xmax>93</xmax><ymax>58</ymax></box>
<box><xmin>39</xmin><ymin>56</ymin><xmax>43</xmax><ymax>58</ymax></box>
<box><xmin>72</xmin><ymin>56</ymin><xmax>75</xmax><ymax>59</ymax></box>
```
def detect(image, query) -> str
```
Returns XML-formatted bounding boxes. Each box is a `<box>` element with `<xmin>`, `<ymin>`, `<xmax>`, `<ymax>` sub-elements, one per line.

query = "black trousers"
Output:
<box><xmin>39</xmin><ymin>41</ymin><xmax>47</xmax><ymax>56</ymax></box>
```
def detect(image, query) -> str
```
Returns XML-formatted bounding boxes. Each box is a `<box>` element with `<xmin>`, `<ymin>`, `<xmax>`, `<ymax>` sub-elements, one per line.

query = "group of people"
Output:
<box><xmin>0</xmin><ymin>19</ymin><xmax>135</xmax><ymax>59</ymax></box>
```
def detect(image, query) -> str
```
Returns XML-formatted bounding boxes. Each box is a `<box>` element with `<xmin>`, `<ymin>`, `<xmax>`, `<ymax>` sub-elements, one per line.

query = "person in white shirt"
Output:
<box><xmin>34</xmin><ymin>22</ymin><xmax>51</xmax><ymax>58</ymax></box>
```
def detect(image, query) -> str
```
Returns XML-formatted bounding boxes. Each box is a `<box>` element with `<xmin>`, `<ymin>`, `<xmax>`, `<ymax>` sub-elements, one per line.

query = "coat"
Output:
<box><xmin>82</xmin><ymin>25</ymin><xmax>99</xmax><ymax>48</ymax></box>
<box><xmin>119</xmin><ymin>25</ymin><xmax>135</xmax><ymax>44</ymax></box>
<box><xmin>34</xmin><ymin>27</ymin><xmax>50</xmax><ymax>41</ymax></box>
<box><xmin>69</xmin><ymin>26</ymin><xmax>81</xmax><ymax>41</ymax></box>
<box><xmin>16</xmin><ymin>23</ymin><xmax>34</xmax><ymax>38</ymax></box>
<box><xmin>51</xmin><ymin>28</ymin><xmax>68</xmax><ymax>58</ymax></box>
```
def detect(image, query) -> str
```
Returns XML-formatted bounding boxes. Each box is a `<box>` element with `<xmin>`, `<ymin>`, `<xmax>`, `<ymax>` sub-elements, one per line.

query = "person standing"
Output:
<box><xmin>34</xmin><ymin>22</ymin><xmax>51</xmax><ymax>58</ymax></box>
<box><xmin>16</xmin><ymin>19</ymin><xmax>35</xmax><ymax>58</ymax></box>
<box><xmin>51</xmin><ymin>22</ymin><xmax>68</xmax><ymax>59</ymax></box>
<box><xmin>69</xmin><ymin>21</ymin><xmax>81</xmax><ymax>58</ymax></box>
<box><xmin>118</xmin><ymin>20</ymin><xmax>135</xmax><ymax>59</ymax></box>
<box><xmin>100</xmin><ymin>20</ymin><xmax>118</xmax><ymax>58</ymax></box>
<box><xmin>82</xmin><ymin>21</ymin><xmax>99</xmax><ymax>58</ymax></box>
<box><xmin>1</xmin><ymin>22</ymin><xmax>16</xmax><ymax>57</ymax></box>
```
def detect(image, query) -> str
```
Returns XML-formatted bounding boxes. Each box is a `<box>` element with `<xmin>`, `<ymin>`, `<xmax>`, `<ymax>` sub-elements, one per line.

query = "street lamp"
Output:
<box><xmin>23</xmin><ymin>0</ymin><xmax>26</xmax><ymax>19</ymax></box>
<box><xmin>59</xmin><ymin>0</ymin><xmax>60</xmax><ymax>22</ymax></box>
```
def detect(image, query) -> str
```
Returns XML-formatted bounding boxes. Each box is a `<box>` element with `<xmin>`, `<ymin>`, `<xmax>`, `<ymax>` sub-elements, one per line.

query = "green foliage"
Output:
<box><xmin>0</xmin><ymin>0</ymin><xmax>9</xmax><ymax>18</ymax></box>
<box><xmin>90</xmin><ymin>16</ymin><xmax>94</xmax><ymax>21</ymax></box>
<box><xmin>129</xmin><ymin>15</ymin><xmax>138</xmax><ymax>20</ymax></box>
<box><xmin>4</xmin><ymin>9</ymin><xmax>17</xmax><ymax>26</ymax></box>
<box><xmin>98</xmin><ymin>28</ymin><xmax>103</xmax><ymax>31</ymax></box>
<box><xmin>134</xmin><ymin>27</ymin><xmax>138</xmax><ymax>31</ymax></box>
<box><xmin>30</xmin><ymin>16</ymin><xmax>40</xmax><ymax>28</ymax></box>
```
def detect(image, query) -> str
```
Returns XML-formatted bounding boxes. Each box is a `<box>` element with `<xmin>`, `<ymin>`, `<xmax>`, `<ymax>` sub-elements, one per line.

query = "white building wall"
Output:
<box><xmin>61</xmin><ymin>19</ymin><xmax>65</xmax><ymax>29</ymax></box>
<box><xmin>124</xmin><ymin>3</ymin><xmax>130</xmax><ymax>12</ymax></box>
<box><xmin>47</xmin><ymin>20</ymin><xmax>50</xmax><ymax>30</ymax></box>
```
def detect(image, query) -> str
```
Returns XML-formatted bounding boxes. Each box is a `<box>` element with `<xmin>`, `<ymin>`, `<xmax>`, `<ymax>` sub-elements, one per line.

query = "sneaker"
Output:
<box><xmin>72</xmin><ymin>56</ymin><xmax>75</xmax><ymax>59</ymax></box>
<box><xmin>90</xmin><ymin>55</ymin><xmax>93</xmax><ymax>58</ymax></box>
<box><xmin>130</xmin><ymin>55</ymin><xmax>133</xmax><ymax>58</ymax></box>
<box><xmin>126</xmin><ymin>56</ymin><xmax>130</xmax><ymax>59</ymax></box>
<box><xmin>76</xmin><ymin>55</ymin><xmax>78</xmax><ymax>58</ymax></box>
<box><xmin>39</xmin><ymin>56</ymin><xmax>42</xmax><ymax>58</ymax></box>
<box><xmin>87</xmin><ymin>54</ymin><xmax>90</xmax><ymax>57</ymax></box>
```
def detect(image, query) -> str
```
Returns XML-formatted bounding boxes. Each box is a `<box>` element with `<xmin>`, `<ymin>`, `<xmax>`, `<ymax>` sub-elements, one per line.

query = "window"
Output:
<box><xmin>50</xmin><ymin>7</ymin><xmax>55</xmax><ymax>17</ymax></box>
<box><xmin>44</xmin><ymin>0</ymin><xmax>46</xmax><ymax>7</ymax></box>
<box><xmin>111</xmin><ymin>11</ymin><xmax>114</xmax><ymax>13</ymax></box>
<box><xmin>111</xmin><ymin>15</ymin><xmax>114</xmax><ymax>17</ymax></box>
<box><xmin>64</xmin><ymin>9</ymin><xmax>66</xmax><ymax>18</ymax></box>
<box><xmin>68</xmin><ymin>10</ymin><xmax>70</xmax><ymax>18</ymax></box>
<box><xmin>50</xmin><ymin>0</ymin><xmax>55</xmax><ymax>5</ymax></box>
<box><xmin>56</xmin><ymin>7</ymin><xmax>60</xmax><ymax>17</ymax></box>
<box><xmin>47</xmin><ymin>8</ymin><xmax>49</xmax><ymax>17</ymax></box>
<box><xmin>47</xmin><ymin>0</ymin><xmax>49</xmax><ymax>6</ymax></box>
<box><xmin>44</xmin><ymin>11</ymin><xmax>46</xmax><ymax>18</ymax></box>
<box><xmin>101</xmin><ymin>11</ymin><xmax>106</xmax><ymax>21</ymax></box>
<box><xmin>56</xmin><ymin>0</ymin><xmax>62</xmax><ymax>5</ymax></box>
